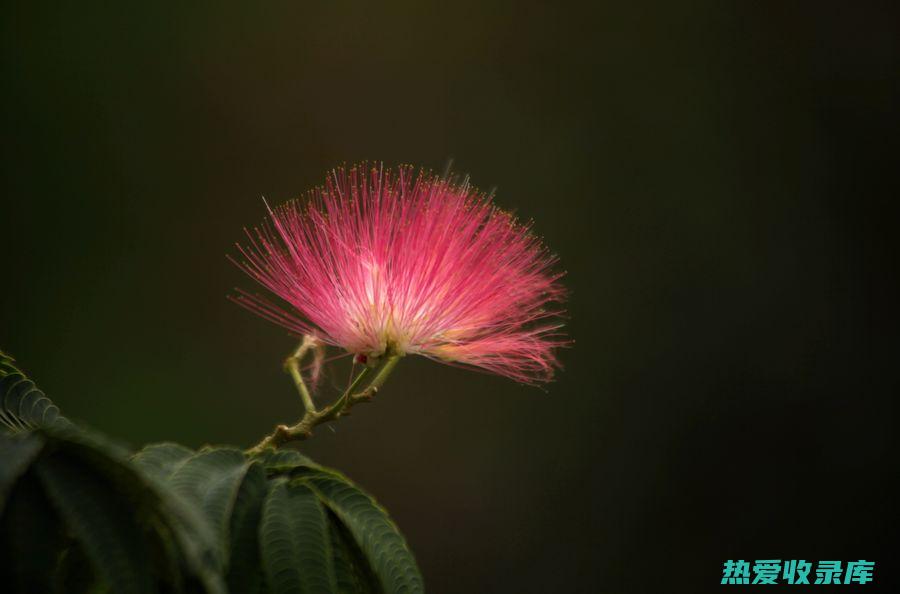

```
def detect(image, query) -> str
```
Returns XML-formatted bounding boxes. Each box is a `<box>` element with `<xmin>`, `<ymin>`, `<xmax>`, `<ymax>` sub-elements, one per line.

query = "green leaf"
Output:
<box><xmin>327</xmin><ymin>509</ymin><xmax>381</xmax><ymax>594</ymax></box>
<box><xmin>226</xmin><ymin>462</ymin><xmax>269</xmax><ymax>594</ymax></box>
<box><xmin>0</xmin><ymin>470</ymin><xmax>66</xmax><ymax>593</ymax></box>
<box><xmin>2</xmin><ymin>351</ymin><xmax>422</xmax><ymax>594</ymax></box>
<box><xmin>132</xmin><ymin>442</ymin><xmax>195</xmax><ymax>482</ymax></box>
<box><xmin>35</xmin><ymin>451</ymin><xmax>155</xmax><ymax>594</ymax></box>
<box><xmin>167</xmin><ymin>448</ymin><xmax>257</xmax><ymax>564</ymax></box>
<box><xmin>42</xmin><ymin>430</ymin><xmax>225</xmax><ymax>593</ymax></box>
<box><xmin>260</xmin><ymin>478</ymin><xmax>336</xmax><ymax>594</ymax></box>
<box><xmin>54</xmin><ymin>543</ymin><xmax>100</xmax><ymax>594</ymax></box>
<box><xmin>0</xmin><ymin>349</ymin><xmax>22</xmax><ymax>377</ymax></box>
<box><xmin>0</xmin><ymin>349</ymin><xmax>68</xmax><ymax>433</ymax></box>
<box><xmin>131</xmin><ymin>442</ymin><xmax>241</xmax><ymax>594</ymax></box>
<box><xmin>253</xmin><ymin>448</ymin><xmax>319</xmax><ymax>474</ymax></box>
<box><xmin>0</xmin><ymin>364</ymin><xmax>69</xmax><ymax>435</ymax></box>
<box><xmin>0</xmin><ymin>432</ymin><xmax>45</xmax><ymax>515</ymax></box>
<box><xmin>0</xmin><ymin>428</ymin><xmax>225</xmax><ymax>593</ymax></box>
<box><xmin>304</xmin><ymin>471</ymin><xmax>423</xmax><ymax>594</ymax></box>
<box><xmin>146</xmin><ymin>490</ymin><xmax>225</xmax><ymax>594</ymax></box>
<box><xmin>0</xmin><ymin>353</ymin><xmax>226</xmax><ymax>593</ymax></box>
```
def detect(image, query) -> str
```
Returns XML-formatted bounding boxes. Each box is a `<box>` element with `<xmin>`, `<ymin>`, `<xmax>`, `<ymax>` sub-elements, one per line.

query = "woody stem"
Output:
<box><xmin>246</xmin><ymin>352</ymin><xmax>401</xmax><ymax>456</ymax></box>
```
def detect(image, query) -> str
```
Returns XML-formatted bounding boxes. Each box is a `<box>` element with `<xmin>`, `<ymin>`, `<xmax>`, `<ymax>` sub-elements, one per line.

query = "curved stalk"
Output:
<box><xmin>247</xmin><ymin>345</ymin><xmax>401</xmax><ymax>456</ymax></box>
<box><xmin>285</xmin><ymin>338</ymin><xmax>318</xmax><ymax>413</ymax></box>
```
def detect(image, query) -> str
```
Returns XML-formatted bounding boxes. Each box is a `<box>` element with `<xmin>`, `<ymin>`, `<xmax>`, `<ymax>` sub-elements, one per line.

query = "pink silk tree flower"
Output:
<box><xmin>231</xmin><ymin>164</ymin><xmax>567</xmax><ymax>384</ymax></box>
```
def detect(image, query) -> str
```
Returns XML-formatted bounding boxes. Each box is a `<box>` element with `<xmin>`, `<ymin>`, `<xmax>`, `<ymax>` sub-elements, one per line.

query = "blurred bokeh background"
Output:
<box><xmin>2</xmin><ymin>2</ymin><xmax>898</xmax><ymax>592</ymax></box>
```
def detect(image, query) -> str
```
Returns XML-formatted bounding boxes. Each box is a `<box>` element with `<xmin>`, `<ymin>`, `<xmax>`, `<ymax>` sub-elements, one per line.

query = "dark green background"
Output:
<box><xmin>2</xmin><ymin>2</ymin><xmax>898</xmax><ymax>592</ymax></box>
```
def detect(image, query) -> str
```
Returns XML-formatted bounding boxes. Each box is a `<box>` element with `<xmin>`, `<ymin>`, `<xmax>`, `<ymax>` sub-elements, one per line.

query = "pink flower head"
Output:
<box><xmin>232</xmin><ymin>164</ymin><xmax>566</xmax><ymax>384</ymax></box>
